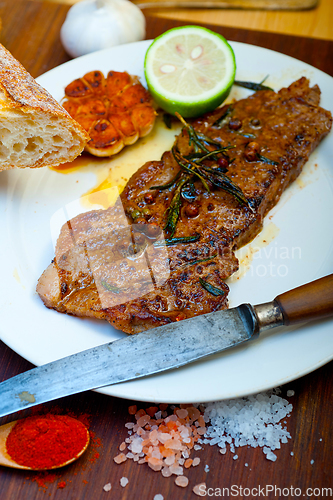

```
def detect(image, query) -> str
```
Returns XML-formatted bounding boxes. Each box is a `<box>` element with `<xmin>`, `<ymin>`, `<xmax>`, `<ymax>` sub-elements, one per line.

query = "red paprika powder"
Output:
<box><xmin>6</xmin><ymin>414</ymin><xmax>89</xmax><ymax>470</ymax></box>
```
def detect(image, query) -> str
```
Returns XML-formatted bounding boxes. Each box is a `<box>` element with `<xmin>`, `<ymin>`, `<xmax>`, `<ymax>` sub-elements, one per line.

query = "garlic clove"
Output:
<box><xmin>60</xmin><ymin>0</ymin><xmax>146</xmax><ymax>59</ymax></box>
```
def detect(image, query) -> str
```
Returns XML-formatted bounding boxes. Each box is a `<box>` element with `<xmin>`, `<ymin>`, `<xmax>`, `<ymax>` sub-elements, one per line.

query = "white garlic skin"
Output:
<box><xmin>60</xmin><ymin>0</ymin><xmax>146</xmax><ymax>58</ymax></box>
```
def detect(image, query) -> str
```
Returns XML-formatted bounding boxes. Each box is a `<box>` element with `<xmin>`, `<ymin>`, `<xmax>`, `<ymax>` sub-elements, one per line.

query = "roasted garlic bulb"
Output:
<box><xmin>62</xmin><ymin>70</ymin><xmax>156</xmax><ymax>157</ymax></box>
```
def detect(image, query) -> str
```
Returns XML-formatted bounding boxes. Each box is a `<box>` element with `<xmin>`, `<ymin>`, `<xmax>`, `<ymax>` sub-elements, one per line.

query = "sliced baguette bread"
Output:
<box><xmin>0</xmin><ymin>43</ymin><xmax>89</xmax><ymax>171</ymax></box>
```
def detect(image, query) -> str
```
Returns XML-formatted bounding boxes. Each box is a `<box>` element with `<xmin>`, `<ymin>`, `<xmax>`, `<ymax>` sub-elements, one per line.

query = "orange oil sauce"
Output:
<box><xmin>227</xmin><ymin>222</ymin><xmax>280</xmax><ymax>282</ymax></box>
<box><xmin>49</xmin><ymin>114</ymin><xmax>181</xmax><ymax>211</ymax></box>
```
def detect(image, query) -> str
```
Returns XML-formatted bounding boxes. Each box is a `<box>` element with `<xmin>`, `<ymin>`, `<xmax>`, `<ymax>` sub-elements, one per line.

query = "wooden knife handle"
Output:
<box><xmin>274</xmin><ymin>274</ymin><xmax>333</xmax><ymax>325</ymax></box>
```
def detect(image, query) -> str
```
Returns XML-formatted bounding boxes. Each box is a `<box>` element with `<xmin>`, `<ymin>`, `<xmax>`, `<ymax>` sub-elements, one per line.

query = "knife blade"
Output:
<box><xmin>0</xmin><ymin>274</ymin><xmax>332</xmax><ymax>418</ymax></box>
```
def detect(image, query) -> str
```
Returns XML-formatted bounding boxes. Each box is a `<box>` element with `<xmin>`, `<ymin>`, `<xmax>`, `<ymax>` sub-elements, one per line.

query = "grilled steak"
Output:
<box><xmin>37</xmin><ymin>78</ymin><xmax>332</xmax><ymax>334</ymax></box>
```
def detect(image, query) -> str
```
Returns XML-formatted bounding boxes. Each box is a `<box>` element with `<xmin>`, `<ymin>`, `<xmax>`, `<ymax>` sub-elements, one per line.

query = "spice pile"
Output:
<box><xmin>113</xmin><ymin>389</ymin><xmax>293</xmax><ymax>494</ymax></box>
<box><xmin>6</xmin><ymin>408</ymin><xmax>102</xmax><ymax>491</ymax></box>
<box><xmin>6</xmin><ymin>415</ymin><xmax>89</xmax><ymax>470</ymax></box>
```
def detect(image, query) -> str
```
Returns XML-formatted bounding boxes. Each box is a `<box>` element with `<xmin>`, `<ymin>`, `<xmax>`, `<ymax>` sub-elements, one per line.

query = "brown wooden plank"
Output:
<box><xmin>0</xmin><ymin>0</ymin><xmax>70</xmax><ymax>77</ymax></box>
<box><xmin>134</xmin><ymin>0</ymin><xmax>319</xmax><ymax>9</ymax></box>
<box><xmin>1</xmin><ymin>337</ymin><xmax>332</xmax><ymax>500</ymax></box>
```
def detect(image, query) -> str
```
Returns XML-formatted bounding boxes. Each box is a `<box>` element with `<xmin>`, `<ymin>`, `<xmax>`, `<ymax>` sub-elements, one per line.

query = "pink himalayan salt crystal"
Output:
<box><xmin>103</xmin><ymin>483</ymin><xmax>112</xmax><ymax>492</ymax></box>
<box><xmin>176</xmin><ymin>408</ymin><xmax>188</xmax><ymax>419</ymax></box>
<box><xmin>187</xmin><ymin>407</ymin><xmax>200</xmax><ymax>420</ymax></box>
<box><xmin>130</xmin><ymin>438</ymin><xmax>143</xmax><ymax>453</ymax></box>
<box><xmin>164</xmin><ymin>438</ymin><xmax>183</xmax><ymax>450</ymax></box>
<box><xmin>137</xmin><ymin>414</ymin><xmax>151</xmax><ymax>427</ymax></box>
<box><xmin>193</xmin><ymin>483</ymin><xmax>207</xmax><ymax>496</ymax></box>
<box><xmin>158</xmin><ymin>432</ymin><xmax>172</xmax><ymax>444</ymax></box>
<box><xmin>175</xmin><ymin>476</ymin><xmax>189</xmax><ymax>488</ymax></box>
<box><xmin>192</xmin><ymin>457</ymin><xmax>201</xmax><ymax>467</ymax></box>
<box><xmin>148</xmin><ymin>456</ymin><xmax>163</xmax><ymax>467</ymax></box>
<box><xmin>161</xmin><ymin>466</ymin><xmax>172</xmax><ymax>477</ymax></box>
<box><xmin>164</xmin><ymin>455</ymin><xmax>175</xmax><ymax>466</ymax></box>
<box><xmin>114</xmin><ymin>453</ymin><xmax>127</xmax><ymax>464</ymax></box>
<box><xmin>169</xmin><ymin>464</ymin><xmax>183</xmax><ymax>475</ymax></box>
<box><xmin>116</xmin><ymin>403</ymin><xmax>206</xmax><ymax>487</ymax></box>
<box><xmin>149</xmin><ymin>461</ymin><xmax>163</xmax><ymax>472</ymax></box>
<box><xmin>119</xmin><ymin>442</ymin><xmax>126</xmax><ymax>451</ymax></box>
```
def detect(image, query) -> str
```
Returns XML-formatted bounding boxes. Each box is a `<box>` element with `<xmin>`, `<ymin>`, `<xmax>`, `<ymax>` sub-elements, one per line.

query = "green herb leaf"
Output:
<box><xmin>257</xmin><ymin>153</ymin><xmax>279</xmax><ymax>166</ymax></box>
<box><xmin>237</xmin><ymin>132</ymin><xmax>257</xmax><ymax>139</ymax></box>
<box><xmin>164</xmin><ymin>175</ymin><xmax>189</xmax><ymax>237</ymax></box>
<box><xmin>177</xmin><ymin>160</ymin><xmax>211</xmax><ymax>194</ymax></box>
<box><xmin>199</xmin><ymin>165</ymin><xmax>253</xmax><ymax>210</ymax></box>
<box><xmin>182</xmin><ymin>254</ymin><xmax>217</xmax><ymax>267</ymax></box>
<box><xmin>185</xmin><ymin>146</ymin><xmax>235</xmax><ymax>164</ymax></box>
<box><xmin>213</xmin><ymin>104</ymin><xmax>233</xmax><ymax>127</ymax></box>
<box><xmin>199</xmin><ymin>277</ymin><xmax>226</xmax><ymax>296</ymax></box>
<box><xmin>101</xmin><ymin>280</ymin><xmax>121</xmax><ymax>294</ymax></box>
<box><xmin>153</xmin><ymin>233</ymin><xmax>201</xmax><ymax>247</ymax></box>
<box><xmin>175</xmin><ymin>112</ymin><xmax>212</xmax><ymax>154</ymax></box>
<box><xmin>234</xmin><ymin>80</ymin><xmax>273</xmax><ymax>92</ymax></box>
<box><xmin>163</xmin><ymin>113</ymin><xmax>173</xmax><ymax>129</ymax></box>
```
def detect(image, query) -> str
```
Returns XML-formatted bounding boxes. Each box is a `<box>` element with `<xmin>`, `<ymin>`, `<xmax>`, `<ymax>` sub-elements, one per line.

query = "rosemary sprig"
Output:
<box><xmin>172</xmin><ymin>149</ymin><xmax>212</xmax><ymax>193</ymax></box>
<box><xmin>181</xmin><ymin>254</ymin><xmax>217</xmax><ymax>268</ymax></box>
<box><xmin>198</xmin><ymin>164</ymin><xmax>251</xmax><ymax>208</ymax></box>
<box><xmin>234</xmin><ymin>79</ymin><xmax>273</xmax><ymax>92</ymax></box>
<box><xmin>163</xmin><ymin>175</ymin><xmax>189</xmax><ymax>237</ymax></box>
<box><xmin>175</xmin><ymin>112</ymin><xmax>214</xmax><ymax>154</ymax></box>
<box><xmin>156</xmin><ymin>113</ymin><xmax>254</xmax><ymax>237</ymax></box>
<box><xmin>153</xmin><ymin>234</ymin><xmax>201</xmax><ymax>247</ymax></box>
<box><xmin>237</xmin><ymin>132</ymin><xmax>257</xmax><ymax>139</ymax></box>
<box><xmin>184</xmin><ymin>146</ymin><xmax>235</xmax><ymax>163</ymax></box>
<box><xmin>257</xmin><ymin>154</ymin><xmax>279</xmax><ymax>166</ymax></box>
<box><xmin>173</xmin><ymin>145</ymin><xmax>253</xmax><ymax>211</ymax></box>
<box><xmin>213</xmin><ymin>104</ymin><xmax>233</xmax><ymax>127</ymax></box>
<box><xmin>199</xmin><ymin>277</ymin><xmax>226</xmax><ymax>296</ymax></box>
<box><xmin>101</xmin><ymin>280</ymin><xmax>121</xmax><ymax>294</ymax></box>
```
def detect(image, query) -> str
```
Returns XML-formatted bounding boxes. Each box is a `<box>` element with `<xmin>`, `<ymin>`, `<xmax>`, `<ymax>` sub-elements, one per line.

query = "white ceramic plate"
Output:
<box><xmin>1</xmin><ymin>40</ymin><xmax>332</xmax><ymax>403</ymax></box>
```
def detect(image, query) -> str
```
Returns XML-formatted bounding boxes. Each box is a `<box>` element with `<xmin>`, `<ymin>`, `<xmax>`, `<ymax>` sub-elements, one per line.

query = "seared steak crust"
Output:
<box><xmin>37</xmin><ymin>78</ymin><xmax>332</xmax><ymax>334</ymax></box>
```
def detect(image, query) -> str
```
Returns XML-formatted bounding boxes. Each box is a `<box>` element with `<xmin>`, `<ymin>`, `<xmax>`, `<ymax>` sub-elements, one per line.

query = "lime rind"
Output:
<box><xmin>144</xmin><ymin>25</ymin><xmax>236</xmax><ymax>118</ymax></box>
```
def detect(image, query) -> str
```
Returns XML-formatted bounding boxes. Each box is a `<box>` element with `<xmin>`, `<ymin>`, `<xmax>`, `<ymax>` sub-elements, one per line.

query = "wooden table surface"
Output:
<box><xmin>46</xmin><ymin>0</ymin><xmax>333</xmax><ymax>41</ymax></box>
<box><xmin>0</xmin><ymin>1</ymin><xmax>333</xmax><ymax>498</ymax></box>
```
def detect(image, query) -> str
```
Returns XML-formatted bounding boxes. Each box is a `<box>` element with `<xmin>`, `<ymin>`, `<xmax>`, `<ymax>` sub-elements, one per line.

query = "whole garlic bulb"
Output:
<box><xmin>60</xmin><ymin>0</ymin><xmax>146</xmax><ymax>58</ymax></box>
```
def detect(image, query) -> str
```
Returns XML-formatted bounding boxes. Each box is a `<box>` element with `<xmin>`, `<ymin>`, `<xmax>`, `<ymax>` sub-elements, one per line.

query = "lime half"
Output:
<box><xmin>144</xmin><ymin>25</ymin><xmax>236</xmax><ymax>118</ymax></box>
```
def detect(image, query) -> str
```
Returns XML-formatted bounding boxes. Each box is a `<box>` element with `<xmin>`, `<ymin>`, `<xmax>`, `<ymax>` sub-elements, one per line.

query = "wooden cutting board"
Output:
<box><xmin>133</xmin><ymin>0</ymin><xmax>318</xmax><ymax>10</ymax></box>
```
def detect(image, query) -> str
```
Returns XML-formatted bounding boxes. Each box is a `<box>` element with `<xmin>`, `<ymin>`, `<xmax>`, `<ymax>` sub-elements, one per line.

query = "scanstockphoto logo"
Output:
<box><xmin>196</xmin><ymin>484</ymin><xmax>333</xmax><ymax>497</ymax></box>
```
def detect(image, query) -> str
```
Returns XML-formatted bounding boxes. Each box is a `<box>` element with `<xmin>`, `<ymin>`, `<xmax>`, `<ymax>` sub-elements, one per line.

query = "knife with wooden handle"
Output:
<box><xmin>0</xmin><ymin>274</ymin><xmax>332</xmax><ymax>418</ymax></box>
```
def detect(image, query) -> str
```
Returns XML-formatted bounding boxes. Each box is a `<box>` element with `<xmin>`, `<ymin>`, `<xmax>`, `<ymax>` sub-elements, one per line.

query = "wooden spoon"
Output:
<box><xmin>0</xmin><ymin>419</ymin><xmax>90</xmax><ymax>470</ymax></box>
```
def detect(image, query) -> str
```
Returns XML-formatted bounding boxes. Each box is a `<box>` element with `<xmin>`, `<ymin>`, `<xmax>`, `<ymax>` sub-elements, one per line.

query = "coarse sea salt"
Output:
<box><xmin>200</xmin><ymin>391</ymin><xmax>292</xmax><ymax>461</ymax></box>
<box><xmin>115</xmin><ymin>390</ymin><xmax>293</xmax><ymax>491</ymax></box>
<box><xmin>120</xmin><ymin>477</ymin><xmax>129</xmax><ymax>487</ymax></box>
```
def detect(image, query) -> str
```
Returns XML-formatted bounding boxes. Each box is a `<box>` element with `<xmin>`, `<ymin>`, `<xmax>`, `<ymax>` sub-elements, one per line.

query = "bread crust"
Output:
<box><xmin>0</xmin><ymin>43</ymin><xmax>89</xmax><ymax>171</ymax></box>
